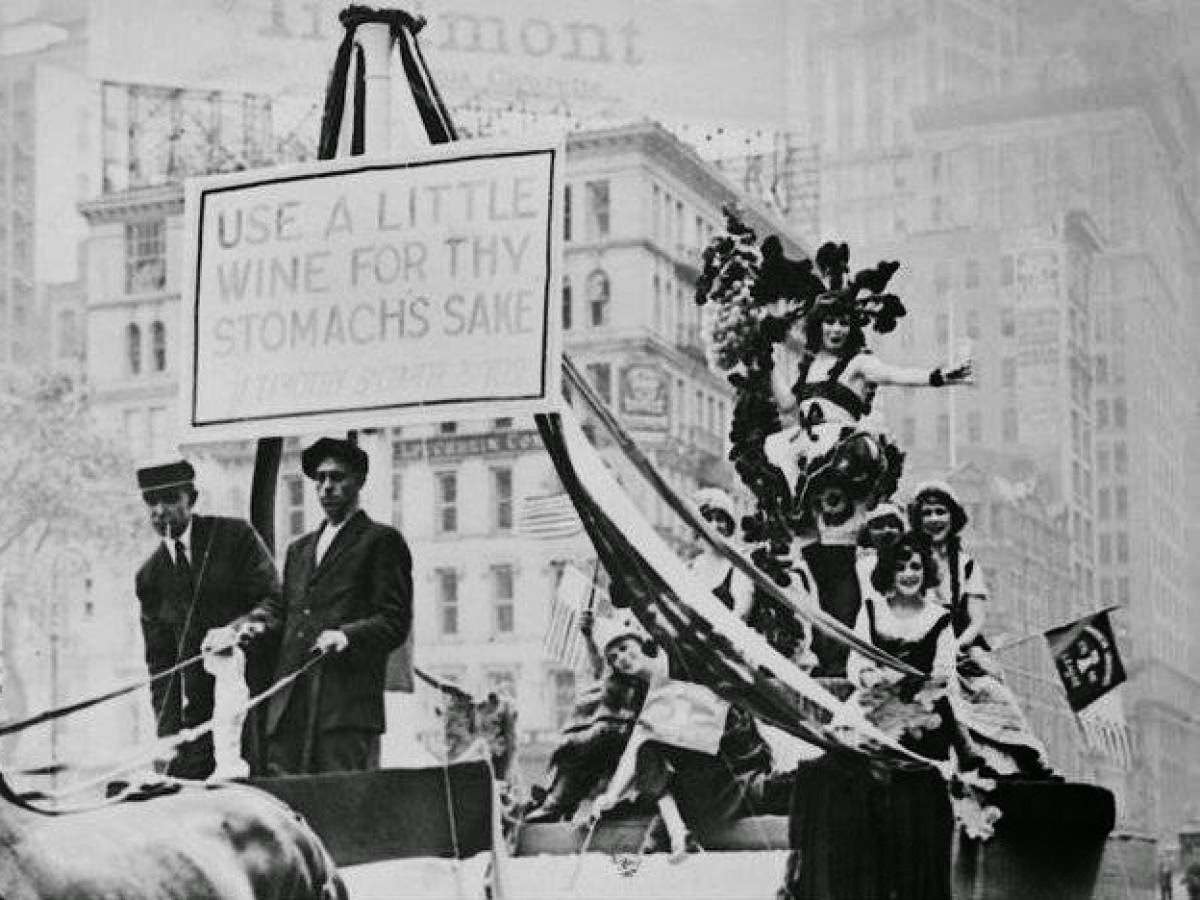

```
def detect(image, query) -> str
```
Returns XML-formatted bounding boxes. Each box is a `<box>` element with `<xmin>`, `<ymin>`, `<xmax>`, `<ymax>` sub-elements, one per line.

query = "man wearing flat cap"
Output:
<box><xmin>134</xmin><ymin>458</ymin><xmax>281</xmax><ymax>779</ymax></box>
<box><xmin>239</xmin><ymin>436</ymin><xmax>413</xmax><ymax>774</ymax></box>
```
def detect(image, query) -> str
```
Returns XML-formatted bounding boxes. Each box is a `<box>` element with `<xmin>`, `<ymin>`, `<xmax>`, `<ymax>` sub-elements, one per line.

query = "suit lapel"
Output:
<box><xmin>309</xmin><ymin>510</ymin><xmax>368</xmax><ymax>583</ymax></box>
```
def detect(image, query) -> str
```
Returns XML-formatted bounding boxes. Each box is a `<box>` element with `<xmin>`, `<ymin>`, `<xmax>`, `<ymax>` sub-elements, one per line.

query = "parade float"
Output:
<box><xmin>0</xmin><ymin>5</ymin><xmax>1153</xmax><ymax>899</ymax></box>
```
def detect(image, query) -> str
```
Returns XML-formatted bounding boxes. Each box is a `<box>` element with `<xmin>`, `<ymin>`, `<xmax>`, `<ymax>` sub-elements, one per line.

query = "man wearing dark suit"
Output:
<box><xmin>239</xmin><ymin>437</ymin><xmax>412</xmax><ymax>775</ymax></box>
<box><xmin>134</xmin><ymin>458</ymin><xmax>281</xmax><ymax>779</ymax></box>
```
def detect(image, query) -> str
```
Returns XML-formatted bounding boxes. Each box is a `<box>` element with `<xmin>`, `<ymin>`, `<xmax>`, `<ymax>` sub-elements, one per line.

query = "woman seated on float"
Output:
<box><xmin>589</xmin><ymin>615</ymin><xmax>774</xmax><ymax>861</ymax></box>
<box><xmin>524</xmin><ymin>613</ymin><xmax>660</xmax><ymax>825</ymax></box>
<box><xmin>908</xmin><ymin>482</ymin><xmax>1056</xmax><ymax>780</ymax></box>
<box><xmin>687</xmin><ymin>487</ymin><xmax>754</xmax><ymax>620</ymax></box>
<box><xmin>784</xmin><ymin>530</ymin><xmax>960</xmax><ymax>900</ymax></box>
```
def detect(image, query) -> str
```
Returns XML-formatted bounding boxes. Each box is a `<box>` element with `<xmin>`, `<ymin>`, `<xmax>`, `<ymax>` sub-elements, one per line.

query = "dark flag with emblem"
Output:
<box><xmin>1044</xmin><ymin>607</ymin><xmax>1126</xmax><ymax>712</ymax></box>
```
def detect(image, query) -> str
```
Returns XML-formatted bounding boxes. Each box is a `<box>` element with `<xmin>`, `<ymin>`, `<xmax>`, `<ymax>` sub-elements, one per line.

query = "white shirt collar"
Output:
<box><xmin>162</xmin><ymin>518</ymin><xmax>193</xmax><ymax>564</ymax></box>
<box><xmin>315</xmin><ymin>515</ymin><xmax>349</xmax><ymax>564</ymax></box>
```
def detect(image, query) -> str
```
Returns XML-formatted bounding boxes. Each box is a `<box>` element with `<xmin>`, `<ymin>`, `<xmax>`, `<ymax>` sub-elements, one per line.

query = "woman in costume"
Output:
<box><xmin>687</xmin><ymin>487</ymin><xmax>754</xmax><ymax>619</ymax></box>
<box><xmin>908</xmin><ymin>481</ymin><xmax>1056</xmax><ymax>779</ymax></box>
<box><xmin>588</xmin><ymin>615</ymin><xmax>776</xmax><ymax>860</ymax></box>
<box><xmin>855</xmin><ymin>501</ymin><xmax>908</xmax><ymax>587</ymax></box>
<box><xmin>770</xmin><ymin>290</ymin><xmax>973</xmax><ymax>443</ymax></box>
<box><xmin>783</xmin><ymin>531</ymin><xmax>960</xmax><ymax>900</ymax></box>
<box><xmin>523</xmin><ymin>614</ymin><xmax>660</xmax><ymax>824</ymax></box>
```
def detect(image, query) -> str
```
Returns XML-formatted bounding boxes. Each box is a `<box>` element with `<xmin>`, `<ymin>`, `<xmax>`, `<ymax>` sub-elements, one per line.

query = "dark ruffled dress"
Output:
<box><xmin>779</xmin><ymin>600</ymin><xmax>955</xmax><ymax>900</ymax></box>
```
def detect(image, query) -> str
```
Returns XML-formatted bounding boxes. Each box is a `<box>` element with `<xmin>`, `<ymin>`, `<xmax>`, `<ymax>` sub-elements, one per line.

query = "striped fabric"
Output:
<box><xmin>516</xmin><ymin>492</ymin><xmax>584</xmax><ymax>540</ymax></box>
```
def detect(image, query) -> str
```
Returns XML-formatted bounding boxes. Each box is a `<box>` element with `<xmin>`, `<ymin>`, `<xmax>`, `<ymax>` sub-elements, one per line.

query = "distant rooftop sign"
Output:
<box><xmin>89</xmin><ymin>0</ymin><xmax>787</xmax><ymax>130</ymax></box>
<box><xmin>180</xmin><ymin>139</ymin><xmax>563</xmax><ymax>443</ymax></box>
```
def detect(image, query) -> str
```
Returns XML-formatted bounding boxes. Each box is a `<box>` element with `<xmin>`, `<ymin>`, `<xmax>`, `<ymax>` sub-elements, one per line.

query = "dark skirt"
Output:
<box><xmin>779</xmin><ymin>753</ymin><xmax>953</xmax><ymax>900</ymax></box>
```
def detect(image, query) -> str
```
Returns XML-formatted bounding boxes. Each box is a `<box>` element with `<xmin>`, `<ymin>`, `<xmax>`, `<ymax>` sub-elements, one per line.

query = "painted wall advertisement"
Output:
<box><xmin>90</xmin><ymin>0</ymin><xmax>787</xmax><ymax>130</ymax></box>
<box><xmin>181</xmin><ymin>140</ymin><xmax>562</xmax><ymax>441</ymax></box>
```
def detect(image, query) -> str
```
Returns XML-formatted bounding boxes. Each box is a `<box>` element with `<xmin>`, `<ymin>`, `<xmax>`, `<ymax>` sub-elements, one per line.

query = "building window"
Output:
<box><xmin>1000</xmin><ymin>306</ymin><xmax>1015</xmax><ymax>337</ymax></box>
<box><xmin>494</xmin><ymin>417</ymin><xmax>513</xmax><ymax>430</ymax></box>
<box><xmin>1001</xmin><ymin>357</ymin><xmax>1015</xmax><ymax>388</ymax></box>
<box><xmin>1113</xmin><ymin>442</ymin><xmax>1127</xmax><ymax>474</ymax></box>
<box><xmin>435</xmin><ymin>471</ymin><xmax>458</xmax><ymax>534</ymax></box>
<box><xmin>1002</xmin><ymin>407</ymin><xmax>1018</xmax><ymax>442</ymax></box>
<box><xmin>561</xmin><ymin>276</ymin><xmax>572</xmax><ymax>330</ymax></box>
<box><xmin>935</xmin><ymin>313</ymin><xmax>949</xmax><ymax>345</ymax></box>
<box><xmin>1098</xmin><ymin>488</ymin><xmax>1110</xmax><ymax>520</ymax></box>
<box><xmin>587</xmin><ymin>362</ymin><xmax>612</xmax><ymax>404</ymax></box>
<box><xmin>1112</xmin><ymin>398</ymin><xmax>1127</xmax><ymax>429</ymax></box>
<box><xmin>552</xmin><ymin>670</ymin><xmax>577</xmax><ymax>729</ymax></box>
<box><xmin>390</xmin><ymin>468</ymin><xmax>403</xmax><ymax>530</ymax></box>
<box><xmin>1117</xmin><ymin>577</ymin><xmax>1130</xmax><ymax>604</ymax></box>
<box><xmin>492</xmin><ymin>467</ymin><xmax>513</xmax><ymax>531</ymax></box>
<box><xmin>285</xmin><ymin>474</ymin><xmax>306</xmax><ymax>538</ymax></box>
<box><xmin>491</xmin><ymin>564</ymin><xmax>515</xmax><ymax>634</ymax></box>
<box><xmin>563</xmin><ymin>183</ymin><xmax>572</xmax><ymax>242</ymax></box>
<box><xmin>1116</xmin><ymin>532</ymin><xmax>1129</xmax><ymax>564</ymax></box>
<box><xmin>436</xmin><ymin>568</ymin><xmax>459</xmax><ymax>636</ymax></box>
<box><xmin>147</xmin><ymin>406</ymin><xmax>168</xmax><ymax>456</ymax></box>
<box><xmin>1097</xmin><ymin>446</ymin><xmax>1110</xmax><ymax>476</ymax></box>
<box><xmin>57</xmin><ymin>309</ymin><xmax>78</xmax><ymax>359</ymax></box>
<box><xmin>936</xmin><ymin>414</ymin><xmax>949</xmax><ymax>447</ymax></box>
<box><xmin>150</xmin><ymin>320</ymin><xmax>167</xmax><ymax>371</ymax></box>
<box><xmin>967</xmin><ymin>410</ymin><xmax>982</xmax><ymax>443</ymax></box>
<box><xmin>1115</xmin><ymin>486</ymin><xmax>1128</xmax><ymax>518</ymax></box>
<box><xmin>964</xmin><ymin>259</ymin><xmax>980</xmax><ymax>288</ymax></box>
<box><xmin>966</xmin><ymin>309</ymin><xmax>980</xmax><ymax>339</ymax></box>
<box><xmin>1096</xmin><ymin>399</ymin><xmax>1109</xmax><ymax>428</ymax></box>
<box><xmin>1099</xmin><ymin>534</ymin><xmax>1111</xmax><ymax>564</ymax></box>
<box><xmin>126</xmin><ymin>322</ymin><xmax>142</xmax><ymax>374</ymax></box>
<box><xmin>901</xmin><ymin>416</ymin><xmax>917</xmax><ymax>446</ymax></box>
<box><xmin>586</xmin><ymin>269</ymin><xmax>611</xmax><ymax>327</ymax></box>
<box><xmin>584</xmin><ymin>180</ymin><xmax>610</xmax><ymax>239</ymax></box>
<box><xmin>999</xmin><ymin>254</ymin><xmax>1014</xmax><ymax>286</ymax></box>
<box><xmin>125</xmin><ymin>220</ymin><xmax>166</xmax><ymax>293</ymax></box>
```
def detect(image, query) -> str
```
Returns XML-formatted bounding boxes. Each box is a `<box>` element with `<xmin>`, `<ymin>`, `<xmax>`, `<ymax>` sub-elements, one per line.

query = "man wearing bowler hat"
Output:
<box><xmin>134</xmin><ymin>458</ymin><xmax>281</xmax><ymax>779</ymax></box>
<box><xmin>239</xmin><ymin>437</ymin><xmax>412</xmax><ymax>775</ymax></box>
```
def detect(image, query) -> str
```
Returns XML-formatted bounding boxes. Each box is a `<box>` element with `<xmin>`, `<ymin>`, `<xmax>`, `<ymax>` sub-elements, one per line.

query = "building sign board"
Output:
<box><xmin>90</xmin><ymin>0</ymin><xmax>787</xmax><ymax>130</ymax></box>
<box><xmin>619</xmin><ymin>363</ymin><xmax>670</xmax><ymax>431</ymax></box>
<box><xmin>181</xmin><ymin>140</ymin><xmax>562</xmax><ymax>441</ymax></box>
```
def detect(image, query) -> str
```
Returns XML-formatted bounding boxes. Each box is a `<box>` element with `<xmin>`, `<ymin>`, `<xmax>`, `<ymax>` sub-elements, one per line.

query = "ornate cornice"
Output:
<box><xmin>79</xmin><ymin>184</ymin><xmax>184</xmax><ymax>225</ymax></box>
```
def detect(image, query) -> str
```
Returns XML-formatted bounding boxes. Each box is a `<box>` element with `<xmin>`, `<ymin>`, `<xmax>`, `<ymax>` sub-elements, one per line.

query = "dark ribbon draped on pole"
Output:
<box><xmin>249</xmin><ymin>5</ymin><xmax>457</xmax><ymax>550</ymax></box>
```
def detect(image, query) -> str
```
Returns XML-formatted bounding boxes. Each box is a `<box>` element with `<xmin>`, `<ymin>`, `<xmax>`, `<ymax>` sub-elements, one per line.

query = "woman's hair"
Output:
<box><xmin>802</xmin><ymin>304</ymin><xmax>867</xmax><ymax>357</ymax></box>
<box><xmin>907</xmin><ymin>487</ymin><xmax>968</xmax><ymax>536</ymax></box>
<box><xmin>871</xmin><ymin>530</ymin><xmax>941</xmax><ymax>595</ymax></box>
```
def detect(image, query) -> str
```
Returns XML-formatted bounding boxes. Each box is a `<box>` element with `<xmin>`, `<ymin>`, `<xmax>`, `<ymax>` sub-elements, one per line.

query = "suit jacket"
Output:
<box><xmin>258</xmin><ymin>509</ymin><xmax>412</xmax><ymax>736</ymax></box>
<box><xmin>135</xmin><ymin>515</ymin><xmax>281</xmax><ymax>738</ymax></box>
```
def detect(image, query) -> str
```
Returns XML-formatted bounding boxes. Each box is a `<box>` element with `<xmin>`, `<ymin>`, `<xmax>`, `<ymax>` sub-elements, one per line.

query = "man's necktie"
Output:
<box><xmin>174</xmin><ymin>539</ymin><xmax>192</xmax><ymax>586</ymax></box>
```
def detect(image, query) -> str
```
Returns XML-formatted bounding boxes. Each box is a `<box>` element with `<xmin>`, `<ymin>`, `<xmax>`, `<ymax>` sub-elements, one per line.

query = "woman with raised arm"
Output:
<box><xmin>770</xmin><ymin>291</ymin><xmax>973</xmax><ymax>435</ymax></box>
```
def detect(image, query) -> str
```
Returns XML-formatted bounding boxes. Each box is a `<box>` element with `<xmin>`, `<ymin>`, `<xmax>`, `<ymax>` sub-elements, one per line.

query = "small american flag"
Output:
<box><xmin>517</xmin><ymin>492</ymin><xmax>585</xmax><ymax>541</ymax></box>
<box><xmin>544</xmin><ymin>564</ymin><xmax>602</xmax><ymax>668</ymax></box>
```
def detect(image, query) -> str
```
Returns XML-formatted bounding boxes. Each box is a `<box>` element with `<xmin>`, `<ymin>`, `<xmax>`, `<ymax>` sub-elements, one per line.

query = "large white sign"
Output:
<box><xmin>90</xmin><ymin>0</ymin><xmax>787</xmax><ymax>130</ymax></box>
<box><xmin>181</xmin><ymin>140</ymin><xmax>562</xmax><ymax>441</ymax></box>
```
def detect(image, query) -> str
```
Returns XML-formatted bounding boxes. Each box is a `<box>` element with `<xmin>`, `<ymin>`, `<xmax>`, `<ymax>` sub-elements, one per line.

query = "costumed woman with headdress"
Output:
<box><xmin>688</xmin><ymin>487</ymin><xmax>754</xmax><ymax>619</ymax></box>
<box><xmin>908</xmin><ymin>481</ymin><xmax>1056</xmax><ymax>780</ymax></box>
<box><xmin>763</xmin><ymin>244</ymin><xmax>973</xmax><ymax>504</ymax></box>
<box><xmin>783</xmin><ymin>530</ymin><xmax>964</xmax><ymax>900</ymax></box>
